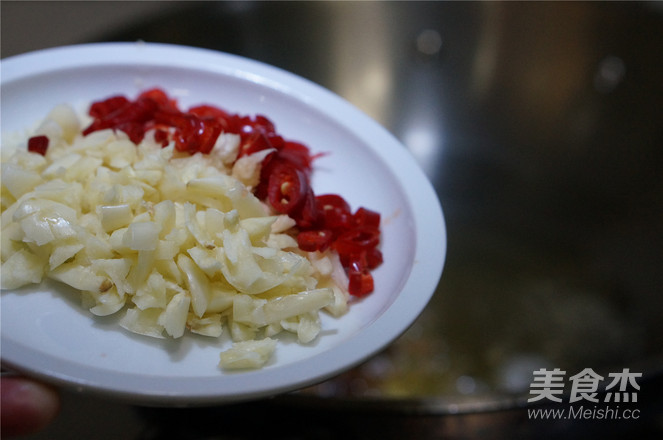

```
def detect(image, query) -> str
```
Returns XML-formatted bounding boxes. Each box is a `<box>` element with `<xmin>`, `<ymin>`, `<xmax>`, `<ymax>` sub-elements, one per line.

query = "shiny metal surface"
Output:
<box><xmin>98</xmin><ymin>0</ymin><xmax>663</xmax><ymax>396</ymax></box>
<box><xmin>3</xmin><ymin>1</ymin><xmax>663</xmax><ymax>438</ymax></box>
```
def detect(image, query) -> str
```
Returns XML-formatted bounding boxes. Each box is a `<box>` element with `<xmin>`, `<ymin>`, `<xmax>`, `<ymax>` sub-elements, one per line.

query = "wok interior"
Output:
<box><xmin>98</xmin><ymin>1</ymin><xmax>663</xmax><ymax>402</ymax></box>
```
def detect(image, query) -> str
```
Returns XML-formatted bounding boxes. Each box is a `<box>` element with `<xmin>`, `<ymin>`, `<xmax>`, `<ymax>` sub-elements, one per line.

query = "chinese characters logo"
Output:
<box><xmin>528</xmin><ymin>368</ymin><xmax>641</xmax><ymax>403</ymax></box>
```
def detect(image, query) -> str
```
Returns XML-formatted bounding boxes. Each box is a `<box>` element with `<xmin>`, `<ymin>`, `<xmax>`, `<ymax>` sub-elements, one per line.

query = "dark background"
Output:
<box><xmin>2</xmin><ymin>1</ymin><xmax>662</xmax><ymax>438</ymax></box>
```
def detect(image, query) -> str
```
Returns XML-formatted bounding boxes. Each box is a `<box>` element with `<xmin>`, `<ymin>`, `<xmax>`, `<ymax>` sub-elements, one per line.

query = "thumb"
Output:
<box><xmin>1</xmin><ymin>375</ymin><xmax>60</xmax><ymax>438</ymax></box>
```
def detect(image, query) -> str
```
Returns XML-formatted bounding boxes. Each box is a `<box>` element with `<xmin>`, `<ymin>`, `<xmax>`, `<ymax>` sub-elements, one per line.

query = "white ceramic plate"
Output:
<box><xmin>0</xmin><ymin>42</ymin><xmax>446</xmax><ymax>405</ymax></box>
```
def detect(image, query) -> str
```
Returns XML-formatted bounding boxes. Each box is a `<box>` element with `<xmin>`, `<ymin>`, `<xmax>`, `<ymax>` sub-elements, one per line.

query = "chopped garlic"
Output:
<box><xmin>219</xmin><ymin>338</ymin><xmax>277</xmax><ymax>370</ymax></box>
<box><xmin>1</xmin><ymin>103</ymin><xmax>348</xmax><ymax>370</ymax></box>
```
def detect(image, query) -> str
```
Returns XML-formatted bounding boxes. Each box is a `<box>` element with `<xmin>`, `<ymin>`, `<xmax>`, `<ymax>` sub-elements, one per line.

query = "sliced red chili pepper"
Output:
<box><xmin>297</xmin><ymin>229</ymin><xmax>333</xmax><ymax>252</ymax></box>
<box><xmin>88</xmin><ymin>96</ymin><xmax>129</xmax><ymax>119</ymax></box>
<box><xmin>153</xmin><ymin>109</ymin><xmax>188</xmax><ymax>130</ymax></box>
<box><xmin>348</xmin><ymin>268</ymin><xmax>374</xmax><ymax>297</ymax></box>
<box><xmin>221</xmin><ymin>113</ymin><xmax>243</xmax><ymax>134</ymax></box>
<box><xmin>292</xmin><ymin>187</ymin><xmax>319</xmax><ymax>229</ymax></box>
<box><xmin>153</xmin><ymin>128</ymin><xmax>170</xmax><ymax>147</ymax></box>
<box><xmin>84</xmin><ymin>96</ymin><xmax>159</xmax><ymax>143</ymax></box>
<box><xmin>138</xmin><ymin>88</ymin><xmax>179</xmax><ymax>112</ymax></box>
<box><xmin>188</xmin><ymin>105</ymin><xmax>238</xmax><ymax>133</ymax></box>
<box><xmin>340</xmin><ymin>248</ymin><xmax>380</xmax><ymax>269</ymax></box>
<box><xmin>253</xmin><ymin>152</ymin><xmax>277</xmax><ymax>200</ymax></box>
<box><xmin>236</xmin><ymin>114</ymin><xmax>276</xmax><ymax>138</ymax></box>
<box><xmin>341</xmin><ymin>251</ymin><xmax>367</xmax><ymax>271</ymax></box>
<box><xmin>316</xmin><ymin>194</ymin><xmax>352</xmax><ymax>231</ymax></box>
<box><xmin>117</xmin><ymin>97</ymin><xmax>159</xmax><ymax>125</ymax></box>
<box><xmin>238</xmin><ymin>131</ymin><xmax>273</xmax><ymax>157</ymax></box>
<box><xmin>154</xmin><ymin>111</ymin><xmax>222</xmax><ymax>154</ymax></box>
<box><xmin>278</xmin><ymin>141</ymin><xmax>314</xmax><ymax>172</ymax></box>
<box><xmin>196</xmin><ymin>119</ymin><xmax>223</xmax><ymax>154</ymax></box>
<box><xmin>267</xmin><ymin>162</ymin><xmax>308</xmax><ymax>215</ymax></box>
<box><xmin>265</xmin><ymin>133</ymin><xmax>285</xmax><ymax>150</ymax></box>
<box><xmin>333</xmin><ymin>226</ymin><xmax>380</xmax><ymax>256</ymax></box>
<box><xmin>354</xmin><ymin>206</ymin><xmax>381</xmax><ymax>229</ymax></box>
<box><xmin>188</xmin><ymin>104</ymin><xmax>229</xmax><ymax>119</ymax></box>
<box><xmin>365</xmin><ymin>247</ymin><xmax>384</xmax><ymax>269</ymax></box>
<box><xmin>169</xmin><ymin>114</ymin><xmax>203</xmax><ymax>153</ymax></box>
<box><xmin>251</xmin><ymin>115</ymin><xmax>276</xmax><ymax>135</ymax></box>
<box><xmin>114</xmin><ymin>121</ymin><xmax>146</xmax><ymax>144</ymax></box>
<box><xmin>27</xmin><ymin>135</ymin><xmax>49</xmax><ymax>155</ymax></box>
<box><xmin>235</xmin><ymin>115</ymin><xmax>253</xmax><ymax>135</ymax></box>
<box><xmin>317</xmin><ymin>194</ymin><xmax>351</xmax><ymax>213</ymax></box>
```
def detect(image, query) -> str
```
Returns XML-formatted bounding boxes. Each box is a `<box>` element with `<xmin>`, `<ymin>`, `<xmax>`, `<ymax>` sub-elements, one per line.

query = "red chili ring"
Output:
<box><xmin>333</xmin><ymin>226</ymin><xmax>380</xmax><ymax>256</ymax></box>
